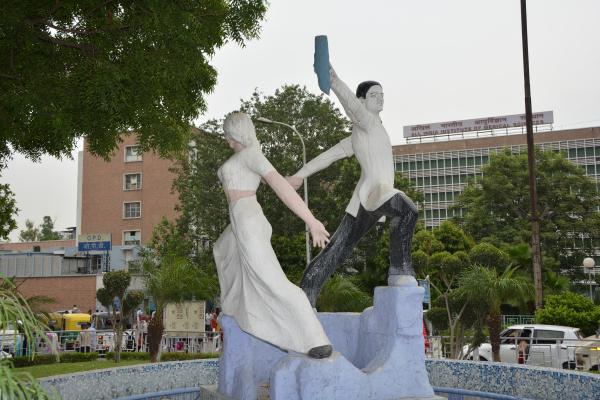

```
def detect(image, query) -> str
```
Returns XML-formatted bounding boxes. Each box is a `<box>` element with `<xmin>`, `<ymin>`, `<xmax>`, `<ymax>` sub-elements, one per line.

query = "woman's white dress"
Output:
<box><xmin>214</xmin><ymin>146</ymin><xmax>331</xmax><ymax>353</ymax></box>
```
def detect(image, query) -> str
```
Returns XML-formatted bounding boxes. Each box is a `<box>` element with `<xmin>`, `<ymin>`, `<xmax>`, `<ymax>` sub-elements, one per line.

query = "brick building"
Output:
<box><xmin>0</xmin><ymin>239</ymin><xmax>75</xmax><ymax>253</ymax></box>
<box><xmin>15</xmin><ymin>275</ymin><xmax>99</xmax><ymax>314</ymax></box>
<box><xmin>0</xmin><ymin>134</ymin><xmax>181</xmax><ymax>311</ymax></box>
<box><xmin>78</xmin><ymin>134</ymin><xmax>179</xmax><ymax>249</ymax></box>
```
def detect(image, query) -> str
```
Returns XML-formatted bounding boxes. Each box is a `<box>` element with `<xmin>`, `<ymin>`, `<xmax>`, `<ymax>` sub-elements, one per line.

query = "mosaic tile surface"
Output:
<box><xmin>40</xmin><ymin>359</ymin><xmax>219</xmax><ymax>400</ymax></box>
<box><xmin>40</xmin><ymin>357</ymin><xmax>599</xmax><ymax>400</ymax></box>
<box><xmin>426</xmin><ymin>359</ymin><xmax>600</xmax><ymax>400</ymax></box>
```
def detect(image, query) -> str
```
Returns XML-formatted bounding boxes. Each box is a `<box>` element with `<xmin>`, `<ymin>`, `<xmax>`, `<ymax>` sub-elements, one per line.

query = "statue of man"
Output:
<box><xmin>287</xmin><ymin>66</ymin><xmax>418</xmax><ymax>306</ymax></box>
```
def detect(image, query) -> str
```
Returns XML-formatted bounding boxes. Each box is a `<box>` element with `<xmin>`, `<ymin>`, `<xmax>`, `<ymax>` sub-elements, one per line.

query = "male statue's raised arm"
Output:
<box><xmin>329</xmin><ymin>66</ymin><xmax>375</xmax><ymax>130</ymax></box>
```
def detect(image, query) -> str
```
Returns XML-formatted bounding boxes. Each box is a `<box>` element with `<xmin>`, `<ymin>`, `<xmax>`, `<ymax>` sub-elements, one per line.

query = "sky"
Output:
<box><xmin>2</xmin><ymin>0</ymin><xmax>599</xmax><ymax>241</ymax></box>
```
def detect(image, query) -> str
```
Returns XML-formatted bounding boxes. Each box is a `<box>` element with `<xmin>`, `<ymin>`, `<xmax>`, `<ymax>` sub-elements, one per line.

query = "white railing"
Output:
<box><xmin>3</xmin><ymin>330</ymin><xmax>222</xmax><ymax>357</ymax></box>
<box><xmin>161</xmin><ymin>332</ymin><xmax>222</xmax><ymax>354</ymax></box>
<box><xmin>501</xmin><ymin>315</ymin><xmax>535</xmax><ymax>327</ymax></box>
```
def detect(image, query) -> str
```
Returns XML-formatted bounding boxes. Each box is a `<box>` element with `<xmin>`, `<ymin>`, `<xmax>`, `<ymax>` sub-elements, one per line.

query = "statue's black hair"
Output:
<box><xmin>355</xmin><ymin>81</ymin><xmax>382</xmax><ymax>99</ymax></box>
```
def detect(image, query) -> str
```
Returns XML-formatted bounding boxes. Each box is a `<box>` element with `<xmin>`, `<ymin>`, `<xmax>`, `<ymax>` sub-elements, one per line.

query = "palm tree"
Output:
<box><xmin>317</xmin><ymin>274</ymin><xmax>372</xmax><ymax>312</ymax></box>
<box><xmin>0</xmin><ymin>275</ymin><xmax>58</xmax><ymax>399</ymax></box>
<box><xmin>142</xmin><ymin>255</ymin><xmax>218</xmax><ymax>362</ymax></box>
<box><xmin>457</xmin><ymin>265</ymin><xmax>532</xmax><ymax>362</ymax></box>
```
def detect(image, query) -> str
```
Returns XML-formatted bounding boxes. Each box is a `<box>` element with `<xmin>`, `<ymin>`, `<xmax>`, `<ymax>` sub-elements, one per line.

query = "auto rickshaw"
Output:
<box><xmin>47</xmin><ymin>312</ymin><xmax>91</xmax><ymax>350</ymax></box>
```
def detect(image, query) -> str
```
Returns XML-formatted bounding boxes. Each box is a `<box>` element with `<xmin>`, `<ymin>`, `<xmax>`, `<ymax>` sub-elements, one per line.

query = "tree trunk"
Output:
<box><xmin>110</xmin><ymin>309</ymin><xmax>121</xmax><ymax>363</ymax></box>
<box><xmin>443</xmin><ymin>294</ymin><xmax>458</xmax><ymax>359</ymax></box>
<box><xmin>114</xmin><ymin>323</ymin><xmax>123</xmax><ymax>363</ymax></box>
<box><xmin>487</xmin><ymin>311</ymin><xmax>502</xmax><ymax>362</ymax></box>
<box><xmin>147</xmin><ymin>315</ymin><xmax>164</xmax><ymax>363</ymax></box>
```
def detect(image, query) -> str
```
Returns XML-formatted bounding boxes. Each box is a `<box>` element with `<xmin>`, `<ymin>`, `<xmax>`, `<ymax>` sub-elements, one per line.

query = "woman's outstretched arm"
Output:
<box><xmin>264</xmin><ymin>170</ymin><xmax>330</xmax><ymax>248</ymax></box>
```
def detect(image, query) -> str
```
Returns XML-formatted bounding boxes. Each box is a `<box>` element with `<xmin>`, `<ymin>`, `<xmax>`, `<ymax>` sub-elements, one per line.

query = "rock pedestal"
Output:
<box><xmin>218</xmin><ymin>285</ymin><xmax>437</xmax><ymax>400</ymax></box>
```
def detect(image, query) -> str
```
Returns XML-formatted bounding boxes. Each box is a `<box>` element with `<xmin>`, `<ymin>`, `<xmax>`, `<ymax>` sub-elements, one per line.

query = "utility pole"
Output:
<box><xmin>520</xmin><ymin>0</ymin><xmax>543</xmax><ymax>309</ymax></box>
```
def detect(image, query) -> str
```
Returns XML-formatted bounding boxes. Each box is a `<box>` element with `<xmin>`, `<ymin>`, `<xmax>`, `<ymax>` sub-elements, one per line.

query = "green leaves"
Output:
<box><xmin>122</xmin><ymin>290</ymin><xmax>145</xmax><ymax>317</ymax></box>
<box><xmin>102</xmin><ymin>270</ymin><xmax>131</xmax><ymax>300</ymax></box>
<box><xmin>18</xmin><ymin>216</ymin><xmax>61</xmax><ymax>242</ymax></box>
<box><xmin>97</xmin><ymin>270</ymin><xmax>145</xmax><ymax>363</ymax></box>
<box><xmin>142</xmin><ymin>255</ymin><xmax>218</xmax><ymax>311</ymax></box>
<box><xmin>535</xmin><ymin>292</ymin><xmax>600</xmax><ymax>336</ymax></box>
<box><xmin>95</xmin><ymin>287</ymin><xmax>112</xmax><ymax>310</ymax></box>
<box><xmin>457</xmin><ymin>265</ymin><xmax>532</xmax><ymax>312</ymax></box>
<box><xmin>0</xmin><ymin>360</ymin><xmax>59</xmax><ymax>399</ymax></box>
<box><xmin>316</xmin><ymin>274</ymin><xmax>373</xmax><ymax>312</ymax></box>
<box><xmin>455</xmin><ymin>148</ymin><xmax>600</xmax><ymax>274</ymax></box>
<box><xmin>0</xmin><ymin>275</ymin><xmax>59</xmax><ymax>398</ymax></box>
<box><xmin>0</xmin><ymin>1</ymin><xmax>267</xmax><ymax>160</ymax></box>
<box><xmin>469</xmin><ymin>242</ymin><xmax>511</xmax><ymax>270</ymax></box>
<box><xmin>0</xmin><ymin>183</ymin><xmax>17</xmax><ymax>240</ymax></box>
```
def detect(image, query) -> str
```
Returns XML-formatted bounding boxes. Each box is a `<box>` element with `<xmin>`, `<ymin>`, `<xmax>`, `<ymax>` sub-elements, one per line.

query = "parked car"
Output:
<box><xmin>463</xmin><ymin>324</ymin><xmax>585</xmax><ymax>369</ymax></box>
<box><xmin>575</xmin><ymin>331</ymin><xmax>600</xmax><ymax>371</ymax></box>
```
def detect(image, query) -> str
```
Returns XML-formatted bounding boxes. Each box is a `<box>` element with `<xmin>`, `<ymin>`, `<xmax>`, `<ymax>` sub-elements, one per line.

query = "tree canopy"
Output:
<box><xmin>96</xmin><ymin>270</ymin><xmax>144</xmax><ymax>363</ymax></box>
<box><xmin>18</xmin><ymin>216</ymin><xmax>61</xmax><ymax>242</ymax></box>
<box><xmin>141</xmin><ymin>252</ymin><xmax>218</xmax><ymax>362</ymax></box>
<box><xmin>39</xmin><ymin>216</ymin><xmax>61</xmax><ymax>241</ymax></box>
<box><xmin>454</xmin><ymin>148</ymin><xmax>600</xmax><ymax>275</ymax></box>
<box><xmin>535</xmin><ymin>291</ymin><xmax>600</xmax><ymax>336</ymax></box>
<box><xmin>457</xmin><ymin>265</ymin><xmax>532</xmax><ymax>362</ymax></box>
<box><xmin>18</xmin><ymin>219</ymin><xmax>39</xmax><ymax>242</ymax></box>
<box><xmin>0</xmin><ymin>0</ymin><xmax>267</xmax><ymax>160</ymax></box>
<box><xmin>0</xmin><ymin>183</ymin><xmax>17</xmax><ymax>240</ymax></box>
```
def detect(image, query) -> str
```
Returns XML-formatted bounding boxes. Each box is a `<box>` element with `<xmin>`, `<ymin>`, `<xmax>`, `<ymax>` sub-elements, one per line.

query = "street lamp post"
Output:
<box><xmin>583</xmin><ymin>257</ymin><xmax>595</xmax><ymax>302</ymax></box>
<box><xmin>520</xmin><ymin>0</ymin><xmax>543</xmax><ymax>310</ymax></box>
<box><xmin>256</xmin><ymin>117</ymin><xmax>311</xmax><ymax>266</ymax></box>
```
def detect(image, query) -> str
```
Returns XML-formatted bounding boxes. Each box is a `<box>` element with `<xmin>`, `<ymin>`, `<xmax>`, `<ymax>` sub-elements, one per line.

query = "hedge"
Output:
<box><xmin>12</xmin><ymin>352</ymin><xmax>98</xmax><ymax>368</ymax></box>
<box><xmin>13</xmin><ymin>351</ymin><xmax>220</xmax><ymax>368</ymax></box>
<box><xmin>106</xmin><ymin>351</ymin><xmax>150</xmax><ymax>361</ymax></box>
<box><xmin>159</xmin><ymin>352</ymin><xmax>219</xmax><ymax>362</ymax></box>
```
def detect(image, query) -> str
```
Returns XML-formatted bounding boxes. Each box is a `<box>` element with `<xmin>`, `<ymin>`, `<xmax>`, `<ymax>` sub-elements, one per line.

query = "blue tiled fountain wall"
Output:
<box><xmin>40</xmin><ymin>358</ymin><xmax>600</xmax><ymax>400</ymax></box>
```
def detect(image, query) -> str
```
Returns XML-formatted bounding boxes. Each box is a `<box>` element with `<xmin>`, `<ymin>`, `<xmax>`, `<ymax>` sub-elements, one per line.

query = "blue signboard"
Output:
<box><xmin>417</xmin><ymin>279</ymin><xmax>431</xmax><ymax>305</ymax></box>
<box><xmin>78</xmin><ymin>233</ymin><xmax>112</xmax><ymax>252</ymax></box>
<box><xmin>78</xmin><ymin>241</ymin><xmax>112</xmax><ymax>251</ymax></box>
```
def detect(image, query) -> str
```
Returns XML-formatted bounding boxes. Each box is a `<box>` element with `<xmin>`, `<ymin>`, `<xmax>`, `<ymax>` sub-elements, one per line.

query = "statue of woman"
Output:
<box><xmin>213</xmin><ymin>112</ymin><xmax>332</xmax><ymax>358</ymax></box>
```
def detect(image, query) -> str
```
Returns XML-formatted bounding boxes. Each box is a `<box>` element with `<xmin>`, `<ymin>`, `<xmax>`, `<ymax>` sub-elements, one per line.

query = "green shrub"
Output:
<box><xmin>12</xmin><ymin>354</ymin><xmax>56</xmax><ymax>368</ymax></box>
<box><xmin>13</xmin><ymin>352</ymin><xmax>98</xmax><ymax>367</ymax></box>
<box><xmin>159</xmin><ymin>352</ymin><xmax>219</xmax><ymax>362</ymax></box>
<box><xmin>59</xmin><ymin>352</ymin><xmax>99</xmax><ymax>363</ymax></box>
<box><xmin>535</xmin><ymin>292</ymin><xmax>600</xmax><ymax>336</ymax></box>
<box><xmin>13</xmin><ymin>351</ymin><xmax>219</xmax><ymax>368</ymax></box>
<box><xmin>106</xmin><ymin>351</ymin><xmax>150</xmax><ymax>361</ymax></box>
<box><xmin>469</xmin><ymin>242</ymin><xmax>510</xmax><ymax>270</ymax></box>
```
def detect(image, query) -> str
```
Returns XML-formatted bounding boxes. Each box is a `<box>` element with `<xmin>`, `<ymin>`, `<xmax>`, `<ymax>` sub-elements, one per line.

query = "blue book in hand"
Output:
<box><xmin>314</xmin><ymin>35</ymin><xmax>330</xmax><ymax>95</ymax></box>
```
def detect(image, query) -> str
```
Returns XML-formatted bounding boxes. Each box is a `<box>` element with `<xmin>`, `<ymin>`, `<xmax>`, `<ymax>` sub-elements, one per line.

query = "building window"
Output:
<box><xmin>123</xmin><ymin>230</ymin><xmax>141</xmax><ymax>246</ymax></box>
<box><xmin>125</xmin><ymin>145</ymin><xmax>142</xmax><ymax>162</ymax></box>
<box><xmin>124</xmin><ymin>202</ymin><xmax>141</xmax><ymax>219</ymax></box>
<box><xmin>124</xmin><ymin>173</ymin><xmax>142</xmax><ymax>190</ymax></box>
<box><xmin>587</xmin><ymin>165</ymin><xmax>596</xmax><ymax>175</ymax></box>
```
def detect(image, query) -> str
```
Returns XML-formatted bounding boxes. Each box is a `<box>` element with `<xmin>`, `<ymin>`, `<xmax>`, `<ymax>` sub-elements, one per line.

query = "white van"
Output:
<box><xmin>464</xmin><ymin>324</ymin><xmax>584</xmax><ymax>369</ymax></box>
